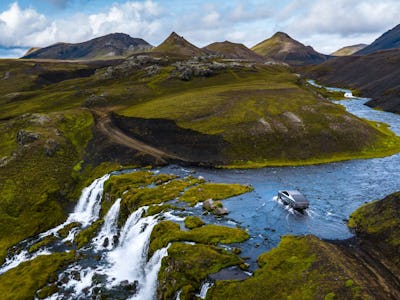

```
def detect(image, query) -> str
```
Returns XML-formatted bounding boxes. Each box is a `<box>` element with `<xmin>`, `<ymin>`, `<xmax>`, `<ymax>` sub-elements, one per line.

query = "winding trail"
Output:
<box><xmin>92</xmin><ymin>109</ymin><xmax>187</xmax><ymax>164</ymax></box>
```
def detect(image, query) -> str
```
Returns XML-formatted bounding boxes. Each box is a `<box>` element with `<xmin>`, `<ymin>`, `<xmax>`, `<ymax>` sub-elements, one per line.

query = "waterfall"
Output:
<box><xmin>197</xmin><ymin>281</ymin><xmax>214</xmax><ymax>299</ymax></box>
<box><xmin>0</xmin><ymin>173</ymin><xmax>172</xmax><ymax>300</ymax></box>
<box><xmin>0</xmin><ymin>174</ymin><xmax>110</xmax><ymax>274</ymax></box>
<box><xmin>93</xmin><ymin>198</ymin><xmax>121</xmax><ymax>250</ymax></box>
<box><xmin>106</xmin><ymin>214</ymin><xmax>159</xmax><ymax>283</ymax></box>
<box><xmin>69</xmin><ymin>173</ymin><xmax>111</xmax><ymax>226</ymax></box>
<box><xmin>130</xmin><ymin>245</ymin><xmax>169</xmax><ymax>300</ymax></box>
<box><xmin>39</xmin><ymin>173</ymin><xmax>110</xmax><ymax>239</ymax></box>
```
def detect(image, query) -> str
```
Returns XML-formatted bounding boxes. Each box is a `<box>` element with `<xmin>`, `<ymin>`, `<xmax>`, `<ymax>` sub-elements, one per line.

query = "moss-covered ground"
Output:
<box><xmin>348</xmin><ymin>191</ymin><xmax>400</xmax><ymax>265</ymax></box>
<box><xmin>207</xmin><ymin>235</ymin><xmax>367</xmax><ymax>300</ymax></box>
<box><xmin>102</xmin><ymin>171</ymin><xmax>250</xmax><ymax>226</ymax></box>
<box><xmin>0</xmin><ymin>252</ymin><xmax>75</xmax><ymax>300</ymax></box>
<box><xmin>158</xmin><ymin>243</ymin><xmax>243</xmax><ymax>300</ymax></box>
<box><xmin>149</xmin><ymin>221</ymin><xmax>249</xmax><ymax>257</ymax></box>
<box><xmin>0</xmin><ymin>109</ymin><xmax>93</xmax><ymax>262</ymax></box>
<box><xmin>180</xmin><ymin>183</ymin><xmax>253</xmax><ymax>205</ymax></box>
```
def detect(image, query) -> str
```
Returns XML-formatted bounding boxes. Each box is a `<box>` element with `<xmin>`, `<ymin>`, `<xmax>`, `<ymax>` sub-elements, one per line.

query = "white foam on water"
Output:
<box><xmin>175</xmin><ymin>290</ymin><xmax>182</xmax><ymax>300</ymax></box>
<box><xmin>64</xmin><ymin>267</ymin><xmax>96</xmax><ymax>297</ymax></box>
<box><xmin>106</xmin><ymin>215</ymin><xmax>158</xmax><ymax>284</ymax></box>
<box><xmin>130</xmin><ymin>246</ymin><xmax>169</xmax><ymax>300</ymax></box>
<box><xmin>164</xmin><ymin>211</ymin><xmax>185</xmax><ymax>222</ymax></box>
<box><xmin>0</xmin><ymin>248</ymin><xmax>51</xmax><ymax>274</ymax></box>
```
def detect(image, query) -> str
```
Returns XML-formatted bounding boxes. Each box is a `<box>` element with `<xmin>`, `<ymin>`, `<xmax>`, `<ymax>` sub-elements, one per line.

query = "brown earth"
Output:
<box><xmin>85</xmin><ymin>109</ymin><xmax>227</xmax><ymax>167</ymax></box>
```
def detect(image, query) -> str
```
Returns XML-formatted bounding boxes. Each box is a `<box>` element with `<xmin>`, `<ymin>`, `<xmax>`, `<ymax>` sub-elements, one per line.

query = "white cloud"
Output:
<box><xmin>275</xmin><ymin>0</ymin><xmax>400</xmax><ymax>54</ymax></box>
<box><xmin>0</xmin><ymin>2</ymin><xmax>52</xmax><ymax>47</ymax></box>
<box><xmin>202</xmin><ymin>11</ymin><xmax>220</xmax><ymax>27</ymax></box>
<box><xmin>280</xmin><ymin>0</ymin><xmax>400</xmax><ymax>50</ymax></box>
<box><xmin>0</xmin><ymin>1</ymin><xmax>163</xmax><ymax>47</ymax></box>
<box><xmin>0</xmin><ymin>0</ymin><xmax>399</xmax><ymax>55</ymax></box>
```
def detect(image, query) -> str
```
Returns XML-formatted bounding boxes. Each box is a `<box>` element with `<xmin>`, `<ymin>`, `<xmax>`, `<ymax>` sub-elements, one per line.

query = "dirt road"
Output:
<box><xmin>92</xmin><ymin>109</ymin><xmax>187</xmax><ymax>164</ymax></box>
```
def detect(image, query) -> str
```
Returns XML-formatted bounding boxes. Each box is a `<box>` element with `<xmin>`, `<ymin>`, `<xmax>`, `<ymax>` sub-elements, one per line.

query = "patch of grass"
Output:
<box><xmin>180</xmin><ymin>183</ymin><xmax>253</xmax><ymax>205</ymax></box>
<box><xmin>74</xmin><ymin>220</ymin><xmax>103</xmax><ymax>249</ymax></box>
<box><xmin>207</xmin><ymin>235</ymin><xmax>366</xmax><ymax>300</ymax></box>
<box><xmin>118</xmin><ymin>179</ymin><xmax>191</xmax><ymax>225</ymax></box>
<box><xmin>57</xmin><ymin>222</ymin><xmax>81</xmax><ymax>238</ymax></box>
<box><xmin>146</xmin><ymin>204</ymin><xmax>181</xmax><ymax>216</ymax></box>
<box><xmin>28</xmin><ymin>235</ymin><xmax>57</xmax><ymax>253</ymax></box>
<box><xmin>184</xmin><ymin>216</ymin><xmax>205</xmax><ymax>229</ymax></box>
<box><xmin>157</xmin><ymin>243</ymin><xmax>243</xmax><ymax>300</ymax></box>
<box><xmin>149</xmin><ymin>221</ymin><xmax>249</xmax><ymax>257</ymax></box>
<box><xmin>0</xmin><ymin>252</ymin><xmax>75</xmax><ymax>300</ymax></box>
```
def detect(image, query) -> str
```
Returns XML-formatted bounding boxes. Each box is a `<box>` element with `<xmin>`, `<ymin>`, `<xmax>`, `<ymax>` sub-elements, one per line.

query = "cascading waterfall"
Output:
<box><xmin>0</xmin><ymin>173</ymin><xmax>171</xmax><ymax>300</ymax></box>
<box><xmin>52</xmin><ymin>206</ymin><xmax>169</xmax><ymax>300</ymax></box>
<box><xmin>0</xmin><ymin>174</ymin><xmax>110</xmax><ymax>275</ymax></box>
<box><xmin>197</xmin><ymin>281</ymin><xmax>214</xmax><ymax>299</ymax></box>
<box><xmin>93</xmin><ymin>198</ymin><xmax>121</xmax><ymax>251</ymax></box>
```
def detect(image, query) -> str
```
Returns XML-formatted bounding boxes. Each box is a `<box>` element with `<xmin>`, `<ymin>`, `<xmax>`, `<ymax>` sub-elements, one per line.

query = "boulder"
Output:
<box><xmin>203</xmin><ymin>199</ymin><xmax>215</xmax><ymax>211</ymax></box>
<box><xmin>203</xmin><ymin>199</ymin><xmax>229</xmax><ymax>215</ymax></box>
<box><xmin>16</xmin><ymin>130</ymin><xmax>40</xmax><ymax>145</ymax></box>
<box><xmin>45</xmin><ymin>139</ymin><xmax>59</xmax><ymax>156</ymax></box>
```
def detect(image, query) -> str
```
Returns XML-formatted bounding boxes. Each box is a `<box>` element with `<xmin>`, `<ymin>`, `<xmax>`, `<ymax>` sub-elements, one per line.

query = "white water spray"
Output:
<box><xmin>93</xmin><ymin>198</ymin><xmax>121</xmax><ymax>250</ymax></box>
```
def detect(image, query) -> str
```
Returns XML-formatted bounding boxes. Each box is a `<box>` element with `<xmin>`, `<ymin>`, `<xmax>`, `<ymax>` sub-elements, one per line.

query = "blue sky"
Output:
<box><xmin>0</xmin><ymin>0</ymin><xmax>399</xmax><ymax>58</ymax></box>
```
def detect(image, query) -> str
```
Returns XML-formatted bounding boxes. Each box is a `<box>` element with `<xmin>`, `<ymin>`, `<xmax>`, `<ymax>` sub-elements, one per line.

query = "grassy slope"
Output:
<box><xmin>119</xmin><ymin>65</ymin><xmax>400</xmax><ymax>167</ymax></box>
<box><xmin>207</xmin><ymin>235</ymin><xmax>368</xmax><ymax>300</ymax></box>
<box><xmin>349</xmin><ymin>191</ymin><xmax>400</xmax><ymax>266</ymax></box>
<box><xmin>0</xmin><ymin>109</ymin><xmax>95</xmax><ymax>262</ymax></box>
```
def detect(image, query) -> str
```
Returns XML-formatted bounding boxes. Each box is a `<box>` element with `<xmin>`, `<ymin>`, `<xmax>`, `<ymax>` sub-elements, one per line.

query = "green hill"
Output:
<box><xmin>331</xmin><ymin>44</ymin><xmax>367</xmax><ymax>56</ymax></box>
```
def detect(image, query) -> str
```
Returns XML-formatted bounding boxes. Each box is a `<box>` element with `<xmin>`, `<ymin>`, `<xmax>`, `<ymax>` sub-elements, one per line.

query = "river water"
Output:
<box><xmin>157</xmin><ymin>82</ymin><xmax>400</xmax><ymax>266</ymax></box>
<box><xmin>0</xmin><ymin>82</ymin><xmax>399</xmax><ymax>299</ymax></box>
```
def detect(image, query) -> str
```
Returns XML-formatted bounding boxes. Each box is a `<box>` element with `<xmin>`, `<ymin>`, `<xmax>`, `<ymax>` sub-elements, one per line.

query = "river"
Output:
<box><xmin>0</xmin><ymin>82</ymin><xmax>399</xmax><ymax>299</ymax></box>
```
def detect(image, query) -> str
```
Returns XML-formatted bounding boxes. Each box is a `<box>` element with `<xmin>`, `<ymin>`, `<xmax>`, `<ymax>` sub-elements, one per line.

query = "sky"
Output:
<box><xmin>0</xmin><ymin>0</ymin><xmax>399</xmax><ymax>58</ymax></box>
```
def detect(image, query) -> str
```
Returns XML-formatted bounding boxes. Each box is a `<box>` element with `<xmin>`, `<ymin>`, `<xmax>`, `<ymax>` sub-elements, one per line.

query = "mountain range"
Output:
<box><xmin>20</xmin><ymin>31</ymin><xmax>328</xmax><ymax>65</ymax></box>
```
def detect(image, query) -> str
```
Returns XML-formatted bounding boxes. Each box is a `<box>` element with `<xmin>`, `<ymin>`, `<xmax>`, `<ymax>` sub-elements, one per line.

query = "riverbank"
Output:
<box><xmin>207</xmin><ymin>192</ymin><xmax>400</xmax><ymax>299</ymax></box>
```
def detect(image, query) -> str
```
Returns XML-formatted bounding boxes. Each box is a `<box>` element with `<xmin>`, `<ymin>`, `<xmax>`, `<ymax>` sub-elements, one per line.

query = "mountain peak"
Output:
<box><xmin>251</xmin><ymin>32</ymin><xmax>327</xmax><ymax>65</ymax></box>
<box><xmin>272</xmin><ymin>32</ymin><xmax>292</xmax><ymax>40</ymax></box>
<box><xmin>152</xmin><ymin>32</ymin><xmax>205</xmax><ymax>57</ymax></box>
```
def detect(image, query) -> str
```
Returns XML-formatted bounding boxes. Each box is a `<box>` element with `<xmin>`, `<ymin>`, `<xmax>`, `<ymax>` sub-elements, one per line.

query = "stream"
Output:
<box><xmin>0</xmin><ymin>82</ymin><xmax>399</xmax><ymax>299</ymax></box>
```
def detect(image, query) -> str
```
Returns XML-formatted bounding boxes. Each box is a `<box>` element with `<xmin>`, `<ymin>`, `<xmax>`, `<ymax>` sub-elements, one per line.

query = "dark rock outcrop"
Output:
<box><xmin>17</xmin><ymin>130</ymin><xmax>40</xmax><ymax>145</ymax></box>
